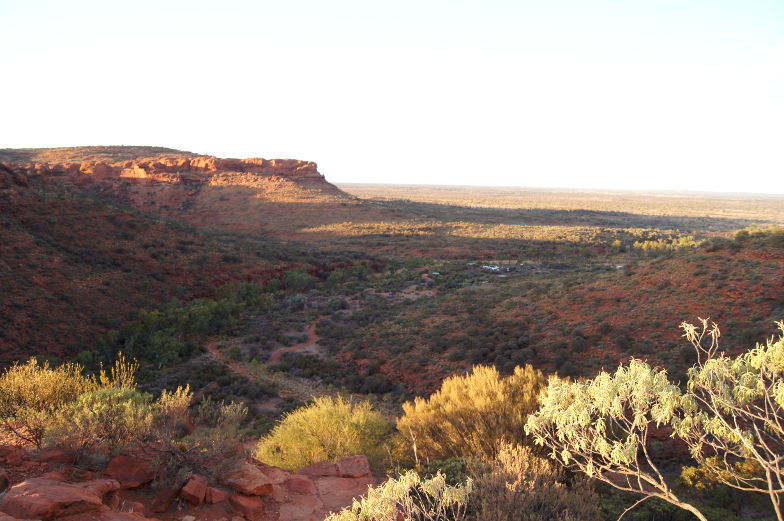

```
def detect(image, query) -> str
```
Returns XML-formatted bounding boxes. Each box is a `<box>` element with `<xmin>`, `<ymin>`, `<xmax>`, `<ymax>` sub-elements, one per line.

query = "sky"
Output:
<box><xmin>2</xmin><ymin>0</ymin><xmax>783</xmax><ymax>194</ymax></box>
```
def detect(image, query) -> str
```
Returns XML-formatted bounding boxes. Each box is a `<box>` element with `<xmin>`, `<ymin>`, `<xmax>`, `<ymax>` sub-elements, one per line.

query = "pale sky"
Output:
<box><xmin>2</xmin><ymin>1</ymin><xmax>783</xmax><ymax>194</ymax></box>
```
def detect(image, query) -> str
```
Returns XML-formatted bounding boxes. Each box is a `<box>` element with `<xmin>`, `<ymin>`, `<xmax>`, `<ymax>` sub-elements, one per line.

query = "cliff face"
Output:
<box><xmin>4</xmin><ymin>155</ymin><xmax>326</xmax><ymax>187</ymax></box>
<box><xmin>0</xmin><ymin>148</ymin><xmax>357</xmax><ymax>235</ymax></box>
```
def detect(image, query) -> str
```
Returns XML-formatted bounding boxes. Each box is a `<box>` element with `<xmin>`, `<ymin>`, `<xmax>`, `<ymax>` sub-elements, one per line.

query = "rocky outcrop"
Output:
<box><xmin>5</xmin><ymin>155</ymin><xmax>325</xmax><ymax>186</ymax></box>
<box><xmin>103</xmin><ymin>455</ymin><xmax>157</xmax><ymax>489</ymax></box>
<box><xmin>0</xmin><ymin>447</ymin><xmax>378</xmax><ymax>521</ymax></box>
<box><xmin>0</xmin><ymin>478</ymin><xmax>120</xmax><ymax>520</ymax></box>
<box><xmin>220</xmin><ymin>461</ymin><xmax>289</xmax><ymax>496</ymax></box>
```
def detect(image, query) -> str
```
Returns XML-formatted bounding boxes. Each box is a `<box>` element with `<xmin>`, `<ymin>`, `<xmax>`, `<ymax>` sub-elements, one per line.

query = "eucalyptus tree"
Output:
<box><xmin>676</xmin><ymin>319</ymin><xmax>784</xmax><ymax>521</ymax></box>
<box><xmin>525</xmin><ymin>360</ymin><xmax>708</xmax><ymax>521</ymax></box>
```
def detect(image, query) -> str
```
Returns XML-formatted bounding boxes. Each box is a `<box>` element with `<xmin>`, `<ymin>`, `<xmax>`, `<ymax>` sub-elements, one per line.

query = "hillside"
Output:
<box><xmin>0</xmin><ymin>168</ymin><xmax>367</xmax><ymax>365</ymax></box>
<box><xmin>0</xmin><ymin>146</ymin><xmax>383</xmax><ymax>238</ymax></box>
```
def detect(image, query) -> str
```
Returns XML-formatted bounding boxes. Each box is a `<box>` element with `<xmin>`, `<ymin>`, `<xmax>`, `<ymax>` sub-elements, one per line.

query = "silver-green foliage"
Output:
<box><xmin>324</xmin><ymin>470</ymin><xmax>472</xmax><ymax>521</ymax></box>
<box><xmin>676</xmin><ymin>319</ymin><xmax>784</xmax><ymax>521</ymax></box>
<box><xmin>525</xmin><ymin>359</ymin><xmax>707</xmax><ymax>521</ymax></box>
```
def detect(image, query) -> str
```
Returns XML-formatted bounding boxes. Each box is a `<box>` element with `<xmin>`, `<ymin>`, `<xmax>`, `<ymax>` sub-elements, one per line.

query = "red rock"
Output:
<box><xmin>286</xmin><ymin>475</ymin><xmax>316</xmax><ymax>496</ymax></box>
<box><xmin>0</xmin><ymin>446</ymin><xmax>25</xmax><ymax>466</ymax></box>
<box><xmin>150</xmin><ymin>487</ymin><xmax>179</xmax><ymax>513</ymax></box>
<box><xmin>298</xmin><ymin>461</ymin><xmax>338</xmax><ymax>478</ymax></box>
<box><xmin>315</xmin><ymin>476</ymin><xmax>377</xmax><ymax>513</ymax></box>
<box><xmin>205</xmin><ymin>487</ymin><xmax>227</xmax><ymax>504</ymax></box>
<box><xmin>71</xmin><ymin>469</ymin><xmax>95</xmax><ymax>482</ymax></box>
<box><xmin>33</xmin><ymin>448</ymin><xmax>72</xmax><ymax>464</ymax></box>
<box><xmin>228</xmin><ymin>494</ymin><xmax>264</xmax><ymax>521</ymax></box>
<box><xmin>0</xmin><ymin>469</ymin><xmax>8</xmax><ymax>492</ymax></box>
<box><xmin>278</xmin><ymin>494</ymin><xmax>323</xmax><ymax>521</ymax></box>
<box><xmin>0</xmin><ymin>513</ymin><xmax>36</xmax><ymax>521</ymax></box>
<box><xmin>0</xmin><ymin>478</ymin><xmax>119</xmax><ymax>520</ymax></box>
<box><xmin>59</xmin><ymin>512</ymin><xmax>158</xmax><ymax>521</ymax></box>
<box><xmin>336</xmin><ymin>456</ymin><xmax>371</xmax><ymax>478</ymax></box>
<box><xmin>270</xmin><ymin>484</ymin><xmax>288</xmax><ymax>503</ymax></box>
<box><xmin>180</xmin><ymin>474</ymin><xmax>208</xmax><ymax>506</ymax></box>
<box><xmin>40</xmin><ymin>470</ymin><xmax>68</xmax><ymax>482</ymax></box>
<box><xmin>220</xmin><ymin>461</ymin><xmax>287</xmax><ymax>496</ymax></box>
<box><xmin>104</xmin><ymin>455</ymin><xmax>157</xmax><ymax>489</ymax></box>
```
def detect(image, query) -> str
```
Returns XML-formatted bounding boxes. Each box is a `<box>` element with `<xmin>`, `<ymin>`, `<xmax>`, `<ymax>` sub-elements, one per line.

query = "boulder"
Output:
<box><xmin>0</xmin><ymin>478</ymin><xmax>119</xmax><ymax>521</ymax></box>
<box><xmin>0</xmin><ymin>446</ymin><xmax>25</xmax><ymax>466</ymax></box>
<box><xmin>228</xmin><ymin>494</ymin><xmax>265</xmax><ymax>521</ymax></box>
<box><xmin>220</xmin><ymin>461</ymin><xmax>288</xmax><ymax>496</ymax></box>
<box><xmin>149</xmin><ymin>487</ymin><xmax>179</xmax><ymax>513</ymax></box>
<box><xmin>205</xmin><ymin>487</ymin><xmax>228</xmax><ymax>504</ymax></box>
<box><xmin>336</xmin><ymin>456</ymin><xmax>371</xmax><ymax>478</ymax></box>
<box><xmin>298</xmin><ymin>461</ymin><xmax>338</xmax><ymax>478</ymax></box>
<box><xmin>32</xmin><ymin>448</ymin><xmax>72</xmax><ymax>464</ymax></box>
<box><xmin>286</xmin><ymin>475</ymin><xmax>316</xmax><ymax>496</ymax></box>
<box><xmin>315</xmin><ymin>476</ymin><xmax>377</xmax><ymax>514</ymax></box>
<box><xmin>278</xmin><ymin>494</ymin><xmax>323</xmax><ymax>521</ymax></box>
<box><xmin>103</xmin><ymin>455</ymin><xmax>157</xmax><ymax>489</ymax></box>
<box><xmin>59</xmin><ymin>512</ymin><xmax>158</xmax><ymax>521</ymax></box>
<box><xmin>180</xmin><ymin>474</ymin><xmax>208</xmax><ymax>506</ymax></box>
<box><xmin>0</xmin><ymin>513</ymin><xmax>36</xmax><ymax>521</ymax></box>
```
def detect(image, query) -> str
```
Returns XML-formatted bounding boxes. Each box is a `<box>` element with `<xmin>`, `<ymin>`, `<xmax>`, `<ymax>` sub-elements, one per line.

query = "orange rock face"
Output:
<box><xmin>180</xmin><ymin>474</ymin><xmax>209</xmax><ymax>506</ymax></box>
<box><xmin>6</xmin><ymin>155</ymin><xmax>325</xmax><ymax>185</ymax></box>
<box><xmin>0</xmin><ymin>478</ymin><xmax>120</xmax><ymax>521</ymax></box>
<box><xmin>0</xmin><ymin>443</ymin><xmax>380</xmax><ymax>521</ymax></box>
<box><xmin>220</xmin><ymin>461</ymin><xmax>289</xmax><ymax>496</ymax></box>
<box><xmin>103</xmin><ymin>456</ymin><xmax>157</xmax><ymax>489</ymax></box>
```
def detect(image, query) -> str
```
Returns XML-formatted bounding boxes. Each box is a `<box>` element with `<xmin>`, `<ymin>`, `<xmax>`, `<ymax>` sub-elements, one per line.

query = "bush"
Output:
<box><xmin>469</xmin><ymin>444</ymin><xmax>599</xmax><ymax>521</ymax></box>
<box><xmin>324</xmin><ymin>470</ymin><xmax>472</xmax><ymax>521</ymax></box>
<box><xmin>186</xmin><ymin>397</ymin><xmax>248</xmax><ymax>460</ymax></box>
<box><xmin>255</xmin><ymin>396</ymin><xmax>394</xmax><ymax>471</ymax></box>
<box><xmin>46</xmin><ymin>388</ymin><xmax>153</xmax><ymax>454</ymax></box>
<box><xmin>0</xmin><ymin>359</ymin><xmax>95</xmax><ymax>447</ymax></box>
<box><xmin>397</xmin><ymin>365</ymin><xmax>545</xmax><ymax>461</ymax></box>
<box><xmin>153</xmin><ymin>385</ymin><xmax>193</xmax><ymax>439</ymax></box>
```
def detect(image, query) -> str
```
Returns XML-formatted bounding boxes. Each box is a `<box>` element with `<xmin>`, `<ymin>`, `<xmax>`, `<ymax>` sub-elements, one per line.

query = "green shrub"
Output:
<box><xmin>186</xmin><ymin>397</ymin><xmax>248</xmax><ymax>460</ymax></box>
<box><xmin>153</xmin><ymin>385</ymin><xmax>193</xmax><ymax>439</ymax></box>
<box><xmin>46</xmin><ymin>388</ymin><xmax>153</xmax><ymax>454</ymax></box>
<box><xmin>255</xmin><ymin>396</ymin><xmax>394</xmax><ymax>471</ymax></box>
<box><xmin>0</xmin><ymin>359</ymin><xmax>95</xmax><ymax>447</ymax></box>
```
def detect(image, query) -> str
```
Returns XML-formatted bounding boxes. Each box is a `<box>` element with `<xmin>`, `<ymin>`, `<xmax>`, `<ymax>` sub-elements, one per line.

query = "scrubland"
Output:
<box><xmin>3</xmin><ymin>147</ymin><xmax>784</xmax><ymax>520</ymax></box>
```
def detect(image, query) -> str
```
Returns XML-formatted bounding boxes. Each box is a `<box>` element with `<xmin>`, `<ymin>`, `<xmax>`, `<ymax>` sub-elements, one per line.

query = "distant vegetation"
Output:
<box><xmin>4</xmin><ymin>147</ymin><xmax>784</xmax><ymax>519</ymax></box>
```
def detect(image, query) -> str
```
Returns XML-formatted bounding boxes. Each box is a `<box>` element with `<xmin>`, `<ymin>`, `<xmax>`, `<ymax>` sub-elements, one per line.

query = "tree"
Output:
<box><xmin>525</xmin><ymin>360</ymin><xmax>708</xmax><ymax>521</ymax></box>
<box><xmin>676</xmin><ymin>319</ymin><xmax>784</xmax><ymax>521</ymax></box>
<box><xmin>397</xmin><ymin>365</ymin><xmax>545</xmax><ymax>462</ymax></box>
<box><xmin>255</xmin><ymin>395</ymin><xmax>394</xmax><ymax>471</ymax></box>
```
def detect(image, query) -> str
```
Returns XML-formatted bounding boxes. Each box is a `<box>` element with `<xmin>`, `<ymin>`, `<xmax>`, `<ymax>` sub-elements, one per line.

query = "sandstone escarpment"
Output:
<box><xmin>0</xmin><ymin>147</ymin><xmax>356</xmax><ymax>233</ymax></box>
<box><xmin>5</xmin><ymin>156</ymin><xmax>326</xmax><ymax>187</ymax></box>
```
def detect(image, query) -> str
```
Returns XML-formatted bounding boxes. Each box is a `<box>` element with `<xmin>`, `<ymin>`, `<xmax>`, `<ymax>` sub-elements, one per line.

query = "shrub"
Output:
<box><xmin>397</xmin><ymin>365</ymin><xmax>545</xmax><ymax>461</ymax></box>
<box><xmin>46</xmin><ymin>388</ymin><xmax>153</xmax><ymax>454</ymax></box>
<box><xmin>468</xmin><ymin>444</ymin><xmax>599</xmax><ymax>521</ymax></box>
<box><xmin>0</xmin><ymin>359</ymin><xmax>95</xmax><ymax>447</ymax></box>
<box><xmin>255</xmin><ymin>396</ymin><xmax>394</xmax><ymax>471</ymax></box>
<box><xmin>153</xmin><ymin>385</ymin><xmax>193</xmax><ymax>439</ymax></box>
<box><xmin>324</xmin><ymin>470</ymin><xmax>472</xmax><ymax>521</ymax></box>
<box><xmin>186</xmin><ymin>397</ymin><xmax>248</xmax><ymax>460</ymax></box>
